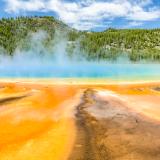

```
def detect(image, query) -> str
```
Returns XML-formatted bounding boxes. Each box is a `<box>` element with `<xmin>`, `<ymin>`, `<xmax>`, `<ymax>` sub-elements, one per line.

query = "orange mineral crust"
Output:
<box><xmin>0</xmin><ymin>83</ymin><xmax>81</xmax><ymax>160</ymax></box>
<box><xmin>0</xmin><ymin>80</ymin><xmax>160</xmax><ymax>160</ymax></box>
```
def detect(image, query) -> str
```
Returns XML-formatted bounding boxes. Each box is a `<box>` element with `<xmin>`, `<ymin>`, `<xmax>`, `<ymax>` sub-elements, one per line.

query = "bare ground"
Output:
<box><xmin>69</xmin><ymin>89</ymin><xmax>160</xmax><ymax>160</ymax></box>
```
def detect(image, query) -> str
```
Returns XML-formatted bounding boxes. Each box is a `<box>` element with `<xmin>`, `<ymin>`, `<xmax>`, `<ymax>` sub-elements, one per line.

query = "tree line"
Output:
<box><xmin>0</xmin><ymin>16</ymin><xmax>160</xmax><ymax>62</ymax></box>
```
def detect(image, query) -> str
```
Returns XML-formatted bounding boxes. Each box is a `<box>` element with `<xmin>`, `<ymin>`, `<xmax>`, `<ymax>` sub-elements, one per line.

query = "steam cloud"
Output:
<box><xmin>0</xmin><ymin>29</ymin><xmax>160</xmax><ymax>79</ymax></box>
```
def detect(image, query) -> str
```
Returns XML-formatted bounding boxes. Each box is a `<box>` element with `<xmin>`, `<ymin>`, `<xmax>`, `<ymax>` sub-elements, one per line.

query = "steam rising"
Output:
<box><xmin>0</xmin><ymin>30</ymin><xmax>160</xmax><ymax>79</ymax></box>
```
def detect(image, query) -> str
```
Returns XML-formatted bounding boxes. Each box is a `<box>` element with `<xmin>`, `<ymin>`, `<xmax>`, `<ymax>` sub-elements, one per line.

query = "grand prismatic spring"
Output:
<box><xmin>0</xmin><ymin>62</ymin><xmax>160</xmax><ymax>160</ymax></box>
<box><xmin>0</xmin><ymin>1</ymin><xmax>160</xmax><ymax>158</ymax></box>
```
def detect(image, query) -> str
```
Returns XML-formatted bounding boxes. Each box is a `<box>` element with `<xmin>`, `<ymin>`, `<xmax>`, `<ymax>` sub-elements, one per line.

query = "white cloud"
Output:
<box><xmin>4</xmin><ymin>0</ymin><xmax>160</xmax><ymax>30</ymax></box>
<box><xmin>127</xmin><ymin>21</ymin><xmax>143</xmax><ymax>27</ymax></box>
<box><xmin>5</xmin><ymin>0</ymin><xmax>45</xmax><ymax>13</ymax></box>
<box><xmin>128</xmin><ymin>5</ymin><xmax>160</xmax><ymax>21</ymax></box>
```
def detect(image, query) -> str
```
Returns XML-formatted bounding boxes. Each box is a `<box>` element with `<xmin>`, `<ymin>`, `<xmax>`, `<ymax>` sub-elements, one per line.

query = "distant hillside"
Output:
<box><xmin>0</xmin><ymin>16</ymin><xmax>160</xmax><ymax>62</ymax></box>
<box><xmin>80</xmin><ymin>28</ymin><xmax>160</xmax><ymax>61</ymax></box>
<box><xmin>0</xmin><ymin>16</ymin><xmax>71</xmax><ymax>54</ymax></box>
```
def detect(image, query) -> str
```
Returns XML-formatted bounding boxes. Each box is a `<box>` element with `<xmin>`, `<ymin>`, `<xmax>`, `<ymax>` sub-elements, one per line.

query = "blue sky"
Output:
<box><xmin>0</xmin><ymin>0</ymin><xmax>160</xmax><ymax>31</ymax></box>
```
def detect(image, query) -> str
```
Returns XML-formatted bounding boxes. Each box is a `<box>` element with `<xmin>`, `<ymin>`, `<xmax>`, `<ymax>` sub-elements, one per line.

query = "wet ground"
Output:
<box><xmin>70</xmin><ymin>89</ymin><xmax>160</xmax><ymax>160</ymax></box>
<box><xmin>0</xmin><ymin>80</ymin><xmax>160</xmax><ymax>160</ymax></box>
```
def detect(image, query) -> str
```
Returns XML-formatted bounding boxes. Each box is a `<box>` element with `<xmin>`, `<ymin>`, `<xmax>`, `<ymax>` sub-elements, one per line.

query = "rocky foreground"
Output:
<box><xmin>69</xmin><ymin>89</ymin><xmax>160</xmax><ymax>160</ymax></box>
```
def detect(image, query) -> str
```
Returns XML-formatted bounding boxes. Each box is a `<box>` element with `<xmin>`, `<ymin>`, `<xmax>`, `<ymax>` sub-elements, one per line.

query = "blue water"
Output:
<box><xmin>0</xmin><ymin>62</ymin><xmax>160</xmax><ymax>79</ymax></box>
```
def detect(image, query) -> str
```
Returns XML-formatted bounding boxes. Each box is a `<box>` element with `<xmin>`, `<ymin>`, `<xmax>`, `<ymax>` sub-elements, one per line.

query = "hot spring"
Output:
<box><xmin>0</xmin><ymin>59</ymin><xmax>160</xmax><ymax>79</ymax></box>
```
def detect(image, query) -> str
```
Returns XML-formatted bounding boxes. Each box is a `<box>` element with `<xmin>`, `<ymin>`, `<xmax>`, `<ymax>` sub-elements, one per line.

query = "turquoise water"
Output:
<box><xmin>0</xmin><ymin>62</ymin><xmax>160</xmax><ymax>79</ymax></box>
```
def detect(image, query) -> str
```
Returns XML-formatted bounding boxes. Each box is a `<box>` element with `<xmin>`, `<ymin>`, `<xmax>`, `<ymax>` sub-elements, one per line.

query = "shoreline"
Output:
<box><xmin>0</xmin><ymin>78</ymin><xmax>160</xmax><ymax>85</ymax></box>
